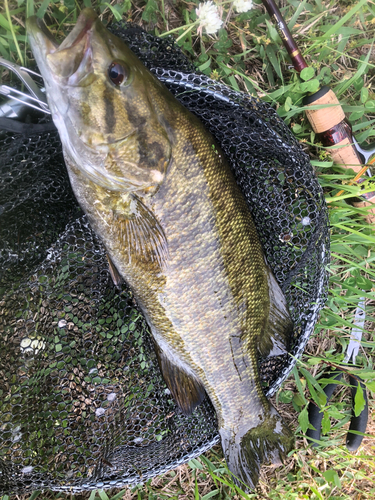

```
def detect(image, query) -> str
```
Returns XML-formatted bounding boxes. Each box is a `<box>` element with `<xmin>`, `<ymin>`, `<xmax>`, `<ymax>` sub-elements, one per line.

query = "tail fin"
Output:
<box><xmin>220</xmin><ymin>406</ymin><xmax>294</xmax><ymax>490</ymax></box>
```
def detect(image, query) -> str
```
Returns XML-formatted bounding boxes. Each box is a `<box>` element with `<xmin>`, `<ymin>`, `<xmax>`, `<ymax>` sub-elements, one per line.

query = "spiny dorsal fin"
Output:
<box><xmin>154</xmin><ymin>343</ymin><xmax>206</xmax><ymax>416</ymax></box>
<box><xmin>257</xmin><ymin>266</ymin><xmax>293</xmax><ymax>359</ymax></box>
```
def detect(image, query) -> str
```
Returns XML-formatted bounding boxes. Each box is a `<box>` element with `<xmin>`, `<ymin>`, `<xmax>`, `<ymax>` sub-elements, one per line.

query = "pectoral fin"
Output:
<box><xmin>154</xmin><ymin>343</ymin><xmax>206</xmax><ymax>416</ymax></box>
<box><xmin>113</xmin><ymin>195</ymin><xmax>169</xmax><ymax>270</ymax></box>
<box><xmin>107</xmin><ymin>254</ymin><xmax>124</xmax><ymax>289</ymax></box>
<box><xmin>258</xmin><ymin>267</ymin><xmax>293</xmax><ymax>359</ymax></box>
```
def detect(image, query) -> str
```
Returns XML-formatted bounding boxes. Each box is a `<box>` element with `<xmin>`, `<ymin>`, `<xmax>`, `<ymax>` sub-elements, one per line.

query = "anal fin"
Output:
<box><xmin>258</xmin><ymin>266</ymin><xmax>294</xmax><ymax>359</ymax></box>
<box><xmin>154</xmin><ymin>343</ymin><xmax>206</xmax><ymax>416</ymax></box>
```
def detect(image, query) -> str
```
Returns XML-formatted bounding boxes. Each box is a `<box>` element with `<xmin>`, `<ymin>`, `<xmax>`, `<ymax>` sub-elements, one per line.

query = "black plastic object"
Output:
<box><xmin>347</xmin><ymin>376</ymin><xmax>369</xmax><ymax>451</ymax></box>
<box><xmin>306</xmin><ymin>370</ymin><xmax>368</xmax><ymax>451</ymax></box>
<box><xmin>0</xmin><ymin>23</ymin><xmax>330</xmax><ymax>494</ymax></box>
<box><xmin>306</xmin><ymin>370</ymin><xmax>343</xmax><ymax>445</ymax></box>
<box><xmin>302</xmin><ymin>85</ymin><xmax>330</xmax><ymax>106</ymax></box>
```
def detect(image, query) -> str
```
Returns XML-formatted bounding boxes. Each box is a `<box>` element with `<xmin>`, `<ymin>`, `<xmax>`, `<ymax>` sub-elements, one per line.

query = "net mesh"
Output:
<box><xmin>0</xmin><ymin>23</ymin><xmax>329</xmax><ymax>494</ymax></box>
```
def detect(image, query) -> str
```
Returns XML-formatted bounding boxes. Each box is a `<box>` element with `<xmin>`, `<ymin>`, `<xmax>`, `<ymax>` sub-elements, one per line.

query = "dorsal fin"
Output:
<box><xmin>257</xmin><ymin>266</ymin><xmax>293</xmax><ymax>359</ymax></box>
<box><xmin>153</xmin><ymin>342</ymin><xmax>206</xmax><ymax>416</ymax></box>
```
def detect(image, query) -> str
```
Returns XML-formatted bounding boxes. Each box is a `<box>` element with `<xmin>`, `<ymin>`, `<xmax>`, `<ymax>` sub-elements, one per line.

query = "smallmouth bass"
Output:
<box><xmin>27</xmin><ymin>9</ymin><xmax>294</xmax><ymax>488</ymax></box>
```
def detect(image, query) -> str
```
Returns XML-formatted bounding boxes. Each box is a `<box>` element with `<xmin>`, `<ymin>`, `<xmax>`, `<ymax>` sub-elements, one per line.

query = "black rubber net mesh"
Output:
<box><xmin>0</xmin><ymin>23</ymin><xmax>330</xmax><ymax>494</ymax></box>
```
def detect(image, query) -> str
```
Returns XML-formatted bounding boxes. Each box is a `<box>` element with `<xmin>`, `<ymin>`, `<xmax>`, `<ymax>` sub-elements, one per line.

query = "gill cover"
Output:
<box><xmin>26</xmin><ymin>8</ymin><xmax>174</xmax><ymax>193</ymax></box>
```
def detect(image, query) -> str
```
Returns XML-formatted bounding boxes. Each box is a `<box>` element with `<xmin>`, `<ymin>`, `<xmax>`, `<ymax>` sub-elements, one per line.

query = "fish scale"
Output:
<box><xmin>27</xmin><ymin>8</ymin><xmax>295</xmax><ymax>489</ymax></box>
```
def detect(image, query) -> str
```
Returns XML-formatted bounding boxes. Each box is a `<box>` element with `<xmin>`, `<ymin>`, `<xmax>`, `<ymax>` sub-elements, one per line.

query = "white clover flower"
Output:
<box><xmin>233</xmin><ymin>0</ymin><xmax>253</xmax><ymax>13</ymax></box>
<box><xmin>196</xmin><ymin>2</ymin><xmax>223</xmax><ymax>35</ymax></box>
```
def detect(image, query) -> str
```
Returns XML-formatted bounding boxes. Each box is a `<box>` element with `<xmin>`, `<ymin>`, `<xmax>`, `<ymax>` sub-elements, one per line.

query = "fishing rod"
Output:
<box><xmin>261</xmin><ymin>0</ymin><xmax>370</xmax><ymax>452</ymax></box>
<box><xmin>261</xmin><ymin>0</ymin><xmax>375</xmax><ymax>223</ymax></box>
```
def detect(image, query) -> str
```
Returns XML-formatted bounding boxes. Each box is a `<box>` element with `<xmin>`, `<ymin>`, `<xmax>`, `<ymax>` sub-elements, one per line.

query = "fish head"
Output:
<box><xmin>26</xmin><ymin>8</ymin><xmax>173</xmax><ymax>193</ymax></box>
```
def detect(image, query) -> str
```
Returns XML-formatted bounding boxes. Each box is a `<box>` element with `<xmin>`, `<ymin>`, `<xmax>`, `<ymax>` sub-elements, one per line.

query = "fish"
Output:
<box><xmin>26</xmin><ymin>9</ymin><xmax>294</xmax><ymax>488</ymax></box>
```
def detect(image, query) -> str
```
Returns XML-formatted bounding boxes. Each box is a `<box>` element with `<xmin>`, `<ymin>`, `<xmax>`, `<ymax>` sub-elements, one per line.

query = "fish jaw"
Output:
<box><xmin>26</xmin><ymin>9</ymin><xmax>173</xmax><ymax>194</ymax></box>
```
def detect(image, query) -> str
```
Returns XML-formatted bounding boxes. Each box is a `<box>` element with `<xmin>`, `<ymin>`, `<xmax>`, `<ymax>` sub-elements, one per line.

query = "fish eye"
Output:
<box><xmin>108</xmin><ymin>62</ymin><xmax>128</xmax><ymax>86</ymax></box>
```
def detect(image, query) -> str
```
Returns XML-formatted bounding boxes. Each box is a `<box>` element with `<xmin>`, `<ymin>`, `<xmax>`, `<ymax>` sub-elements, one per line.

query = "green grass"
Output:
<box><xmin>0</xmin><ymin>0</ymin><xmax>375</xmax><ymax>498</ymax></box>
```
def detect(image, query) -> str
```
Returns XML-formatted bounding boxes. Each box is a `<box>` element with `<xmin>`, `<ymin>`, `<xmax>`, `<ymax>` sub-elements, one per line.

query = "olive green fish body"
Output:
<box><xmin>27</xmin><ymin>9</ymin><xmax>294</xmax><ymax>488</ymax></box>
<box><xmin>69</xmin><ymin>109</ymin><xmax>269</xmax><ymax>422</ymax></box>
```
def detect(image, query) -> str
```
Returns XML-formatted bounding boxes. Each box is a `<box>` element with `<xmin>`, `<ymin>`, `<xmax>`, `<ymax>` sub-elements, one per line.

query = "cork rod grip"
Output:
<box><xmin>305</xmin><ymin>88</ymin><xmax>345</xmax><ymax>133</ymax></box>
<box><xmin>304</xmin><ymin>86</ymin><xmax>375</xmax><ymax>223</ymax></box>
<box><xmin>304</xmin><ymin>88</ymin><xmax>363</xmax><ymax>172</ymax></box>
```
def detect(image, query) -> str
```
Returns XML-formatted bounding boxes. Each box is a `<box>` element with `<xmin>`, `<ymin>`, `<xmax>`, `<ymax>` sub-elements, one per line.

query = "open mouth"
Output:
<box><xmin>27</xmin><ymin>9</ymin><xmax>99</xmax><ymax>78</ymax></box>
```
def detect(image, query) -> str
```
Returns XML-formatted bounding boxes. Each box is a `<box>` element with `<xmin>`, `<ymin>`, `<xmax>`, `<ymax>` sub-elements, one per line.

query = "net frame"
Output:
<box><xmin>0</xmin><ymin>23</ymin><xmax>329</xmax><ymax>494</ymax></box>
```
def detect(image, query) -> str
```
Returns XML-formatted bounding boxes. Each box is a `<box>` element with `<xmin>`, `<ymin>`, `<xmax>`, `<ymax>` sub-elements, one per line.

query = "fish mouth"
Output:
<box><xmin>27</xmin><ymin>9</ymin><xmax>99</xmax><ymax>80</ymax></box>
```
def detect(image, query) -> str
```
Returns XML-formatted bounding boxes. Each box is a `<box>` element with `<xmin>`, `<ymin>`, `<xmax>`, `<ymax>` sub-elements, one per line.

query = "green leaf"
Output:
<box><xmin>279</xmin><ymin>390</ymin><xmax>293</xmax><ymax>403</ymax></box>
<box><xmin>0</xmin><ymin>12</ymin><xmax>13</xmax><ymax>31</ymax></box>
<box><xmin>353</xmin><ymin>382</ymin><xmax>365</xmax><ymax>417</ymax></box>
<box><xmin>299</xmin><ymin>79</ymin><xmax>320</xmax><ymax>93</ymax></box>
<box><xmin>103</xmin><ymin>3</ymin><xmax>123</xmax><ymax>21</ymax></box>
<box><xmin>350</xmin><ymin>109</ymin><xmax>365</xmax><ymax>121</ymax></box>
<box><xmin>322</xmin><ymin>0</ymin><xmax>369</xmax><ymax>38</ymax></box>
<box><xmin>228</xmin><ymin>75</ymin><xmax>240</xmax><ymax>92</ymax></box>
<box><xmin>355</xmin><ymin>276</ymin><xmax>374</xmax><ymax>290</ymax></box>
<box><xmin>36</xmin><ymin>0</ymin><xmax>53</xmax><ymax>18</ymax></box>
<box><xmin>142</xmin><ymin>0</ymin><xmax>158</xmax><ymax>23</ymax></box>
<box><xmin>353</xmin><ymin>77</ymin><xmax>364</xmax><ymax>92</ymax></box>
<box><xmin>201</xmin><ymin>490</ymin><xmax>220</xmax><ymax>499</ymax></box>
<box><xmin>321</xmin><ymin>411</ymin><xmax>331</xmax><ymax>435</ymax></box>
<box><xmin>360</xmin><ymin>87</ymin><xmax>369</xmax><ymax>103</ymax></box>
<box><xmin>284</xmin><ymin>96</ymin><xmax>292</xmax><ymax>112</ymax></box>
<box><xmin>349</xmin><ymin>369</ymin><xmax>375</xmax><ymax>380</ymax></box>
<box><xmin>288</xmin><ymin>0</ymin><xmax>308</xmax><ymax>29</ymax></box>
<box><xmin>194</xmin><ymin>470</ymin><xmax>199</xmax><ymax>500</ymax></box>
<box><xmin>108</xmin><ymin>491</ymin><xmax>127</xmax><ymax>500</ymax></box>
<box><xmin>335</xmin><ymin>48</ymin><xmax>372</xmax><ymax>97</ymax></box>
<box><xmin>26</xmin><ymin>0</ymin><xmax>35</xmax><ymax>17</ymax></box>
<box><xmin>332</xmin><ymin>224</ymin><xmax>375</xmax><ymax>244</ymax></box>
<box><xmin>323</xmin><ymin>470</ymin><xmax>341</xmax><ymax>489</ymax></box>
<box><xmin>292</xmin><ymin>366</ymin><xmax>307</xmax><ymax>404</ymax></box>
<box><xmin>310</xmin><ymin>486</ymin><xmax>324</xmax><ymax>500</ymax></box>
<box><xmin>29</xmin><ymin>493</ymin><xmax>41</xmax><ymax>500</ymax></box>
<box><xmin>300</xmin><ymin>67</ymin><xmax>315</xmax><ymax>81</ymax></box>
<box><xmin>0</xmin><ymin>37</ymin><xmax>9</xmax><ymax>57</ymax></box>
<box><xmin>198</xmin><ymin>58</ymin><xmax>211</xmax><ymax>72</ymax></box>
<box><xmin>299</xmin><ymin>367</ymin><xmax>327</xmax><ymax>406</ymax></box>
<box><xmin>188</xmin><ymin>458</ymin><xmax>203</xmax><ymax>470</ymax></box>
<box><xmin>265</xmin><ymin>44</ymin><xmax>282</xmax><ymax>80</ymax></box>
<box><xmin>213</xmin><ymin>29</ymin><xmax>232</xmax><ymax>52</ymax></box>
<box><xmin>88</xmin><ymin>491</ymin><xmax>97</xmax><ymax>500</ymax></box>
<box><xmin>293</xmin><ymin>392</ymin><xmax>305</xmax><ymax>409</ymax></box>
<box><xmin>298</xmin><ymin>405</ymin><xmax>310</xmax><ymax>433</ymax></box>
<box><xmin>365</xmin><ymin>380</ymin><xmax>375</xmax><ymax>392</ymax></box>
<box><xmin>265</xmin><ymin>19</ymin><xmax>279</xmax><ymax>43</ymax></box>
<box><xmin>98</xmin><ymin>490</ymin><xmax>110</xmax><ymax>500</ymax></box>
<box><xmin>365</xmin><ymin>100</ymin><xmax>375</xmax><ymax>111</ymax></box>
<box><xmin>327</xmin><ymin>406</ymin><xmax>346</xmax><ymax>420</ymax></box>
<box><xmin>122</xmin><ymin>0</ymin><xmax>132</xmax><ymax>13</ymax></box>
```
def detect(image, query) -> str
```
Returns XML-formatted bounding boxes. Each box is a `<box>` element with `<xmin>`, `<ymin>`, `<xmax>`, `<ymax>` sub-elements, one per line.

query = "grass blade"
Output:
<box><xmin>322</xmin><ymin>0</ymin><xmax>368</xmax><ymax>38</ymax></box>
<box><xmin>36</xmin><ymin>0</ymin><xmax>53</xmax><ymax>19</ymax></box>
<box><xmin>334</xmin><ymin>42</ymin><xmax>373</xmax><ymax>97</ymax></box>
<box><xmin>3</xmin><ymin>0</ymin><xmax>23</xmax><ymax>64</ymax></box>
<box><xmin>26</xmin><ymin>0</ymin><xmax>35</xmax><ymax>18</ymax></box>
